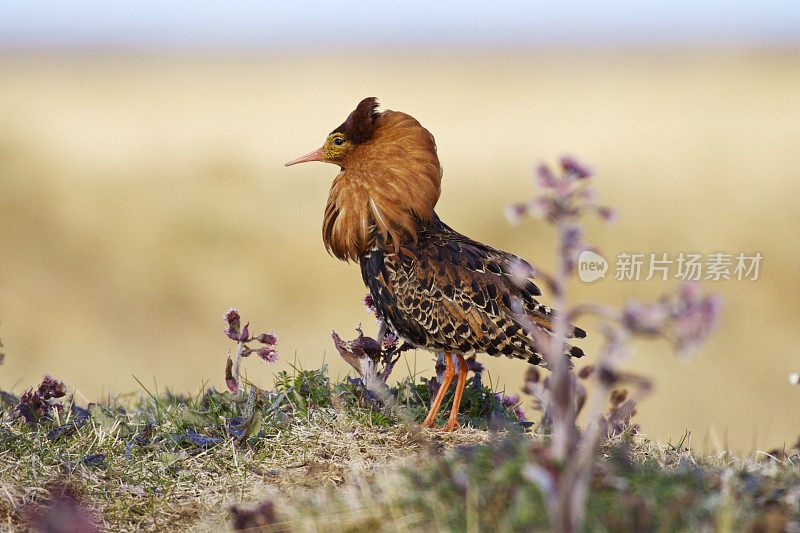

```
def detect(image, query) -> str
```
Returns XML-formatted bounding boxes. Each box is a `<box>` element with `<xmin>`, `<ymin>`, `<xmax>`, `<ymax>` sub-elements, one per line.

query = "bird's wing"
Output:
<box><xmin>370</xmin><ymin>223</ymin><xmax>585</xmax><ymax>363</ymax></box>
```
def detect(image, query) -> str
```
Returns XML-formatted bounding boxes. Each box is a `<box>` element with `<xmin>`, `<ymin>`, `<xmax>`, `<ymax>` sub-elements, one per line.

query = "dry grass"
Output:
<box><xmin>266</xmin><ymin>437</ymin><xmax>800</xmax><ymax>533</ymax></box>
<box><xmin>0</xmin><ymin>49</ymin><xmax>799</xmax><ymax>453</ymax></box>
<box><xmin>3</xmin><ymin>369</ymin><xmax>800</xmax><ymax>532</ymax></box>
<box><xmin>0</xmin><ymin>369</ymin><xmax>499</xmax><ymax>531</ymax></box>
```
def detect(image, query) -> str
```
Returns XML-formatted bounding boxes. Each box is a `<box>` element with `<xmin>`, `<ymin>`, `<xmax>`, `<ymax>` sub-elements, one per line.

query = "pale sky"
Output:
<box><xmin>2</xmin><ymin>0</ymin><xmax>798</xmax><ymax>49</ymax></box>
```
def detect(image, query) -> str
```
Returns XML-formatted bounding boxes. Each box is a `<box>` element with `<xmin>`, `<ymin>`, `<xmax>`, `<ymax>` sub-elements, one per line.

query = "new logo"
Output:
<box><xmin>578</xmin><ymin>250</ymin><xmax>608</xmax><ymax>282</ymax></box>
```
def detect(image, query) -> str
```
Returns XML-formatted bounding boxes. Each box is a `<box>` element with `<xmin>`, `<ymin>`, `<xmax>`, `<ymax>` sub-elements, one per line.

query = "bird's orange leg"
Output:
<box><xmin>421</xmin><ymin>352</ymin><xmax>455</xmax><ymax>429</ymax></box>
<box><xmin>439</xmin><ymin>354</ymin><xmax>468</xmax><ymax>431</ymax></box>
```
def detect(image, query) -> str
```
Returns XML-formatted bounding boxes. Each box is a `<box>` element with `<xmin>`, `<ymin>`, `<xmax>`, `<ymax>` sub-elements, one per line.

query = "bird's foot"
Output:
<box><xmin>420</xmin><ymin>418</ymin><xmax>436</xmax><ymax>429</ymax></box>
<box><xmin>436</xmin><ymin>420</ymin><xmax>461</xmax><ymax>432</ymax></box>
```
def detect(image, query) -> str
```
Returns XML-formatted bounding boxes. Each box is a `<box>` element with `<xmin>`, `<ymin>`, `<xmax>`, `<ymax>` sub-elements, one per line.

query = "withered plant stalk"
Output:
<box><xmin>508</xmin><ymin>157</ymin><xmax>720</xmax><ymax>532</ymax></box>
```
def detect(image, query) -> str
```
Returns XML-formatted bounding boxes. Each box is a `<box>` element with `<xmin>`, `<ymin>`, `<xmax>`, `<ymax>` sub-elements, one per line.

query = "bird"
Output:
<box><xmin>285</xmin><ymin>97</ymin><xmax>585</xmax><ymax>431</ymax></box>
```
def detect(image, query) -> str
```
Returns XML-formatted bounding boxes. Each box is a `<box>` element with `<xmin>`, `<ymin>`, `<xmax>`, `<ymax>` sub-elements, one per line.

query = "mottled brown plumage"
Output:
<box><xmin>286</xmin><ymin>97</ymin><xmax>585</xmax><ymax>430</ymax></box>
<box><xmin>360</xmin><ymin>217</ymin><xmax>586</xmax><ymax>365</ymax></box>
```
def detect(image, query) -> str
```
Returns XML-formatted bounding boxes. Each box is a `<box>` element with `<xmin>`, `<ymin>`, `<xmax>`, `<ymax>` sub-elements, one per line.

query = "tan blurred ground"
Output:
<box><xmin>1</xmin><ymin>49</ymin><xmax>798</xmax><ymax>452</ymax></box>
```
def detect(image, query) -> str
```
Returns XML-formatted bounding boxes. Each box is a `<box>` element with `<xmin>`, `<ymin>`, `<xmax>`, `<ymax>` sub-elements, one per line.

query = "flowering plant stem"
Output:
<box><xmin>509</xmin><ymin>157</ymin><xmax>719</xmax><ymax>533</ymax></box>
<box><xmin>548</xmin><ymin>221</ymin><xmax>582</xmax><ymax>532</ymax></box>
<box><xmin>232</xmin><ymin>338</ymin><xmax>246</xmax><ymax>393</ymax></box>
<box><xmin>549</xmin><ymin>221</ymin><xmax>577</xmax><ymax>464</ymax></box>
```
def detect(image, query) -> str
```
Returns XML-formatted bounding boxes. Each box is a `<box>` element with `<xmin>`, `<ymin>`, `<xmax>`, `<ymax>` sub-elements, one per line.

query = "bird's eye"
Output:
<box><xmin>333</xmin><ymin>137</ymin><xmax>345</xmax><ymax>146</ymax></box>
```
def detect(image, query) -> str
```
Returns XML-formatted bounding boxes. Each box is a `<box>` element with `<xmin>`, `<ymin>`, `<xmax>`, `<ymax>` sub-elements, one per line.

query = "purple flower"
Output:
<box><xmin>507</xmin><ymin>156</ymin><xmax>610</xmax><ymax>238</ymax></box>
<box><xmin>621</xmin><ymin>300</ymin><xmax>669</xmax><ymax>335</ymax></box>
<box><xmin>16</xmin><ymin>375</ymin><xmax>68</xmax><ymax>423</ymax></box>
<box><xmin>257</xmin><ymin>347</ymin><xmax>279</xmax><ymax>364</ymax></box>
<box><xmin>254</xmin><ymin>333</ymin><xmax>278</xmax><ymax>346</ymax></box>
<box><xmin>364</xmin><ymin>294</ymin><xmax>378</xmax><ymax>316</ymax></box>
<box><xmin>38</xmin><ymin>375</ymin><xmax>67</xmax><ymax>399</ymax></box>
<box><xmin>560</xmin><ymin>156</ymin><xmax>593</xmax><ymax>179</ymax></box>
<box><xmin>530</xmin><ymin>197</ymin><xmax>557</xmax><ymax>220</ymax></box>
<box><xmin>597</xmin><ymin>206</ymin><xmax>617</xmax><ymax>224</ymax></box>
<box><xmin>496</xmin><ymin>392</ymin><xmax>527</xmax><ymax>421</ymax></box>
<box><xmin>382</xmin><ymin>332</ymin><xmax>398</xmax><ymax>351</ymax></box>
<box><xmin>671</xmin><ymin>284</ymin><xmax>722</xmax><ymax>356</ymax></box>
<box><xmin>499</xmin><ymin>393</ymin><xmax>521</xmax><ymax>409</ymax></box>
<box><xmin>224</xmin><ymin>308</ymin><xmax>241</xmax><ymax>341</ymax></box>
<box><xmin>224</xmin><ymin>308</ymin><xmax>240</xmax><ymax>327</ymax></box>
<box><xmin>536</xmin><ymin>163</ymin><xmax>558</xmax><ymax>189</ymax></box>
<box><xmin>222</xmin><ymin>307</ymin><xmax>280</xmax><ymax>388</ymax></box>
<box><xmin>504</xmin><ymin>203</ymin><xmax>528</xmax><ymax>226</ymax></box>
<box><xmin>621</xmin><ymin>284</ymin><xmax>721</xmax><ymax>357</ymax></box>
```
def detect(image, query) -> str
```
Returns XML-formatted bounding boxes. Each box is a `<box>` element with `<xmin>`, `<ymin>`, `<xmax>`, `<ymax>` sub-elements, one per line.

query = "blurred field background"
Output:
<box><xmin>1</xmin><ymin>47</ymin><xmax>799</xmax><ymax>453</ymax></box>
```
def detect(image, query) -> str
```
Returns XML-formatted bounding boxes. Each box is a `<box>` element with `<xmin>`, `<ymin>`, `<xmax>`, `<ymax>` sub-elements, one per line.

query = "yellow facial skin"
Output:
<box><xmin>322</xmin><ymin>133</ymin><xmax>350</xmax><ymax>164</ymax></box>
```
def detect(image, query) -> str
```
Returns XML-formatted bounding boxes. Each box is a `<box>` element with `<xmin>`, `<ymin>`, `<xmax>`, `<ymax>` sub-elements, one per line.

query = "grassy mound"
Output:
<box><xmin>0</xmin><ymin>370</ymin><xmax>797</xmax><ymax>531</ymax></box>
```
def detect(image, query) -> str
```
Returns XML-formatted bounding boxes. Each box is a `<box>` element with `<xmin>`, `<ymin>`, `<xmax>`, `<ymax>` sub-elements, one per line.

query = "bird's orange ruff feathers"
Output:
<box><xmin>323</xmin><ymin>108</ymin><xmax>442</xmax><ymax>261</ymax></box>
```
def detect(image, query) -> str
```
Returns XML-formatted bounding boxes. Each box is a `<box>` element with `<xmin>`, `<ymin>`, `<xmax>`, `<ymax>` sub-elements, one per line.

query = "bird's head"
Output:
<box><xmin>285</xmin><ymin>97</ymin><xmax>442</xmax><ymax>261</ymax></box>
<box><xmin>285</xmin><ymin>97</ymin><xmax>380</xmax><ymax>168</ymax></box>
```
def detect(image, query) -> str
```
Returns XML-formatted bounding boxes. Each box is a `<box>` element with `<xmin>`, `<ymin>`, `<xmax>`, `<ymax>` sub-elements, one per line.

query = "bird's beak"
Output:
<box><xmin>284</xmin><ymin>146</ymin><xmax>325</xmax><ymax>166</ymax></box>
